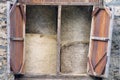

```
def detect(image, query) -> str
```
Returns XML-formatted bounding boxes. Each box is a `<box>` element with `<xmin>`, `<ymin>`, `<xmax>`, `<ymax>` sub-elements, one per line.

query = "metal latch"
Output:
<box><xmin>10</xmin><ymin>37</ymin><xmax>24</xmax><ymax>41</ymax></box>
<box><xmin>91</xmin><ymin>36</ymin><xmax>109</xmax><ymax>41</ymax></box>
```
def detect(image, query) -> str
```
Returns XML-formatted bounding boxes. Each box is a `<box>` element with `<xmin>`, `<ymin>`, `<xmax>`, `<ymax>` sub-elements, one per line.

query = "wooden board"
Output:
<box><xmin>18</xmin><ymin>0</ymin><xmax>100</xmax><ymax>5</ymax></box>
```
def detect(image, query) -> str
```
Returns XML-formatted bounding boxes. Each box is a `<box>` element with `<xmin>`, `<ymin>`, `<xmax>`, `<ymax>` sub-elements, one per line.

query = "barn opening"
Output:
<box><xmin>23</xmin><ymin>5</ymin><xmax>93</xmax><ymax>75</ymax></box>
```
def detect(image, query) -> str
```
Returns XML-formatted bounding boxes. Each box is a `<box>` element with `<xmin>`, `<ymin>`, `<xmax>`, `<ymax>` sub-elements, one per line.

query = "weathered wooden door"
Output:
<box><xmin>8</xmin><ymin>2</ymin><xmax>25</xmax><ymax>74</ymax></box>
<box><xmin>87</xmin><ymin>7</ymin><xmax>114</xmax><ymax>77</ymax></box>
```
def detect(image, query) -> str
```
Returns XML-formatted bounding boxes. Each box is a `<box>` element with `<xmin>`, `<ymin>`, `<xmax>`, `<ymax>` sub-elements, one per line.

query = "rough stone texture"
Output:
<box><xmin>104</xmin><ymin>14</ymin><xmax>120</xmax><ymax>80</ymax></box>
<box><xmin>0</xmin><ymin>1</ymin><xmax>14</xmax><ymax>80</ymax></box>
<box><xmin>0</xmin><ymin>2</ymin><xmax>8</xmax><ymax>80</ymax></box>
<box><xmin>114</xmin><ymin>7</ymin><xmax>120</xmax><ymax>16</ymax></box>
<box><xmin>0</xmin><ymin>0</ymin><xmax>119</xmax><ymax>80</ymax></box>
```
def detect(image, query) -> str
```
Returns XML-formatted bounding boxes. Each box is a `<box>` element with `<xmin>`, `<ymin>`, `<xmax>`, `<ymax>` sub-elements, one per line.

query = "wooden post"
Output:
<box><xmin>57</xmin><ymin>5</ymin><xmax>62</xmax><ymax>75</ymax></box>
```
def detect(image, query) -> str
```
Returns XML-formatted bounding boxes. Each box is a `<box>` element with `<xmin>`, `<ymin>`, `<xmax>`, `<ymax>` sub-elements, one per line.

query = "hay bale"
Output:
<box><xmin>61</xmin><ymin>42</ymin><xmax>89</xmax><ymax>74</ymax></box>
<box><xmin>24</xmin><ymin>33</ymin><xmax>57</xmax><ymax>75</ymax></box>
<box><xmin>61</xmin><ymin>6</ymin><xmax>92</xmax><ymax>42</ymax></box>
<box><xmin>60</xmin><ymin>6</ymin><xmax>92</xmax><ymax>74</ymax></box>
<box><xmin>26</xmin><ymin>6</ymin><xmax>57</xmax><ymax>35</ymax></box>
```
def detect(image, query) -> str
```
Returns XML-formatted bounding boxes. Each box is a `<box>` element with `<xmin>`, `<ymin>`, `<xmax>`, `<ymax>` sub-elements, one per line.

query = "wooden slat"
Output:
<box><xmin>92</xmin><ymin>7</ymin><xmax>100</xmax><ymax>16</ymax></box>
<box><xmin>87</xmin><ymin>7</ymin><xmax>112</xmax><ymax>77</ymax></box>
<box><xmin>57</xmin><ymin>5</ymin><xmax>62</xmax><ymax>75</ymax></box>
<box><xmin>15</xmin><ymin>76</ymin><xmax>94</xmax><ymax>80</ymax></box>
<box><xmin>9</xmin><ymin>4</ymin><xmax>25</xmax><ymax>74</ymax></box>
<box><xmin>19</xmin><ymin>5</ymin><xmax>26</xmax><ymax>22</ymax></box>
<box><xmin>15</xmin><ymin>73</ymin><xmax>89</xmax><ymax>79</ymax></box>
<box><xmin>9</xmin><ymin>0</ymin><xmax>17</xmax><ymax>15</ymax></box>
<box><xmin>18</xmin><ymin>0</ymin><xmax>100</xmax><ymax>5</ymax></box>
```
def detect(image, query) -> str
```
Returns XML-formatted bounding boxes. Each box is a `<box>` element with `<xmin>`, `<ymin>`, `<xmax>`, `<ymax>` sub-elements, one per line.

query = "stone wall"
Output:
<box><xmin>0</xmin><ymin>0</ymin><xmax>119</xmax><ymax>80</ymax></box>
<box><xmin>105</xmin><ymin>11</ymin><xmax>120</xmax><ymax>80</ymax></box>
<box><xmin>0</xmin><ymin>1</ymin><xmax>14</xmax><ymax>80</ymax></box>
<box><xmin>0</xmin><ymin>1</ymin><xmax>8</xmax><ymax>80</ymax></box>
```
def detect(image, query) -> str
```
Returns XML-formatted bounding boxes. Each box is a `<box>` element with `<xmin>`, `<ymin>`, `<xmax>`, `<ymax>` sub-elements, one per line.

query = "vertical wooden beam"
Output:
<box><xmin>19</xmin><ymin>4</ymin><xmax>26</xmax><ymax>73</ymax></box>
<box><xmin>87</xmin><ymin>7</ymin><xmax>95</xmax><ymax>74</ymax></box>
<box><xmin>104</xmin><ymin>7</ymin><xmax>114</xmax><ymax>78</ymax></box>
<box><xmin>57</xmin><ymin>5</ymin><xmax>62</xmax><ymax>75</ymax></box>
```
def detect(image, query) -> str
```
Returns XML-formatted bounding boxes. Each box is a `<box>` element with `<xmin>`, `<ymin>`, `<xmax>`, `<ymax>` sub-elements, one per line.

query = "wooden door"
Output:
<box><xmin>87</xmin><ymin>7</ymin><xmax>114</xmax><ymax>77</ymax></box>
<box><xmin>8</xmin><ymin>2</ymin><xmax>26</xmax><ymax>74</ymax></box>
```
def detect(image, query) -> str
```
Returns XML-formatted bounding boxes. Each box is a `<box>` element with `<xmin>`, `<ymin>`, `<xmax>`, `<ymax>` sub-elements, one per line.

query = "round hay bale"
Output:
<box><xmin>61</xmin><ymin>6</ymin><xmax>92</xmax><ymax>42</ymax></box>
<box><xmin>24</xmin><ymin>33</ymin><xmax>57</xmax><ymax>75</ymax></box>
<box><xmin>26</xmin><ymin>6</ymin><xmax>57</xmax><ymax>35</ymax></box>
<box><xmin>61</xmin><ymin>42</ymin><xmax>89</xmax><ymax>74</ymax></box>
